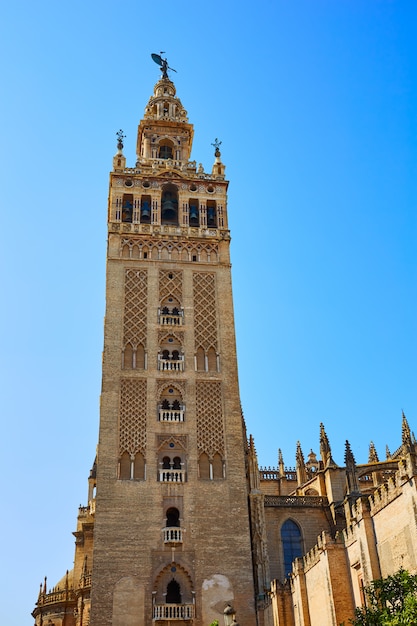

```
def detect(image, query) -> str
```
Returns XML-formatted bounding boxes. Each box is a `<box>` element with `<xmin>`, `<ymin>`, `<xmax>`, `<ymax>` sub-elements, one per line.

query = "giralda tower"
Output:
<box><xmin>89</xmin><ymin>60</ymin><xmax>256</xmax><ymax>626</ymax></box>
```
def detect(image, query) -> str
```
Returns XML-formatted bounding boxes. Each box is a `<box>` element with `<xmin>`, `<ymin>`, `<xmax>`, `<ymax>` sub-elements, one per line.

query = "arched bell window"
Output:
<box><xmin>207</xmin><ymin>200</ymin><xmax>217</xmax><ymax>227</ymax></box>
<box><xmin>122</xmin><ymin>194</ymin><xmax>133</xmax><ymax>223</ymax></box>
<box><xmin>189</xmin><ymin>199</ymin><xmax>199</xmax><ymax>226</ymax></box>
<box><xmin>159</xmin><ymin>140</ymin><xmax>174</xmax><ymax>160</ymax></box>
<box><xmin>161</xmin><ymin>184</ymin><xmax>179</xmax><ymax>225</ymax></box>
<box><xmin>140</xmin><ymin>195</ymin><xmax>151</xmax><ymax>223</ymax></box>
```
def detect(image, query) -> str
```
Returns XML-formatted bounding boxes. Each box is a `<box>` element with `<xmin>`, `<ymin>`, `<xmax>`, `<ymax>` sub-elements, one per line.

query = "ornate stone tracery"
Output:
<box><xmin>123</xmin><ymin>269</ymin><xmax>148</xmax><ymax>349</ymax></box>
<box><xmin>193</xmin><ymin>272</ymin><xmax>218</xmax><ymax>352</ymax></box>
<box><xmin>159</xmin><ymin>269</ymin><xmax>183</xmax><ymax>305</ymax></box>
<box><xmin>196</xmin><ymin>381</ymin><xmax>224</xmax><ymax>458</ymax></box>
<box><xmin>119</xmin><ymin>379</ymin><xmax>147</xmax><ymax>456</ymax></box>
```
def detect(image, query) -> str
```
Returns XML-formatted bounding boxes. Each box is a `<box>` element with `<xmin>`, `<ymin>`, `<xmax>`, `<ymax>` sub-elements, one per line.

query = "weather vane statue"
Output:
<box><xmin>116</xmin><ymin>129</ymin><xmax>126</xmax><ymax>151</ymax></box>
<box><xmin>151</xmin><ymin>52</ymin><xmax>177</xmax><ymax>79</ymax></box>
<box><xmin>211</xmin><ymin>138</ymin><xmax>222</xmax><ymax>157</ymax></box>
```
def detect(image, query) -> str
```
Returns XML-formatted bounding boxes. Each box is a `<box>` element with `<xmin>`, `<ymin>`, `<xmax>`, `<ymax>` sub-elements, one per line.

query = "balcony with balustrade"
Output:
<box><xmin>159</xmin><ymin>307</ymin><xmax>184</xmax><ymax>326</ymax></box>
<box><xmin>159</xmin><ymin>469</ymin><xmax>186</xmax><ymax>483</ymax></box>
<box><xmin>162</xmin><ymin>527</ymin><xmax>183</xmax><ymax>544</ymax></box>
<box><xmin>158</xmin><ymin>353</ymin><xmax>184</xmax><ymax>371</ymax></box>
<box><xmin>158</xmin><ymin>403</ymin><xmax>185</xmax><ymax>423</ymax></box>
<box><xmin>153</xmin><ymin>604</ymin><xmax>195</xmax><ymax>620</ymax></box>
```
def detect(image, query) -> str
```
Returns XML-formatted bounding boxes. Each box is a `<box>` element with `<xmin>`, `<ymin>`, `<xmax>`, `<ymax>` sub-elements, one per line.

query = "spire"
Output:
<box><xmin>386</xmin><ymin>444</ymin><xmax>391</xmax><ymax>460</ymax></box>
<box><xmin>296</xmin><ymin>441</ymin><xmax>307</xmax><ymax>485</ymax></box>
<box><xmin>344</xmin><ymin>440</ymin><xmax>356</xmax><ymax>468</ymax></box>
<box><xmin>247</xmin><ymin>435</ymin><xmax>260</xmax><ymax>491</ymax></box>
<box><xmin>368</xmin><ymin>441</ymin><xmax>379</xmax><ymax>463</ymax></box>
<box><xmin>319</xmin><ymin>423</ymin><xmax>337</xmax><ymax>467</ymax></box>
<box><xmin>402</xmin><ymin>411</ymin><xmax>412</xmax><ymax>449</ymax></box>
<box><xmin>278</xmin><ymin>448</ymin><xmax>285</xmax><ymax>477</ymax></box>
<box><xmin>344</xmin><ymin>440</ymin><xmax>359</xmax><ymax>495</ymax></box>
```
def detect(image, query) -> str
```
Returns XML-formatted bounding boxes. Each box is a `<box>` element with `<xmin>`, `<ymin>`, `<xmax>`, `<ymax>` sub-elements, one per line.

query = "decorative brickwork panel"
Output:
<box><xmin>119</xmin><ymin>379</ymin><xmax>147</xmax><ymax>456</ymax></box>
<box><xmin>193</xmin><ymin>273</ymin><xmax>218</xmax><ymax>351</ymax></box>
<box><xmin>121</xmin><ymin>238</ymin><xmax>218</xmax><ymax>263</ymax></box>
<box><xmin>157</xmin><ymin>435</ymin><xmax>188</xmax><ymax>450</ymax></box>
<box><xmin>156</xmin><ymin>380</ymin><xmax>186</xmax><ymax>397</ymax></box>
<box><xmin>159</xmin><ymin>270</ymin><xmax>183</xmax><ymax>304</ymax></box>
<box><xmin>123</xmin><ymin>269</ymin><xmax>148</xmax><ymax>348</ymax></box>
<box><xmin>158</xmin><ymin>330</ymin><xmax>184</xmax><ymax>343</ymax></box>
<box><xmin>196</xmin><ymin>381</ymin><xmax>224</xmax><ymax>457</ymax></box>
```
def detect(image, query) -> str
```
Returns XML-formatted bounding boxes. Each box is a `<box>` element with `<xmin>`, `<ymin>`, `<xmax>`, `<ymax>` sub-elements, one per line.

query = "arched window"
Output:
<box><xmin>162</xmin><ymin>456</ymin><xmax>171</xmax><ymax>469</ymax></box>
<box><xmin>281</xmin><ymin>520</ymin><xmax>303</xmax><ymax>578</ymax></box>
<box><xmin>166</xmin><ymin>579</ymin><xmax>181</xmax><ymax>604</ymax></box>
<box><xmin>199</xmin><ymin>453</ymin><xmax>210</xmax><ymax>479</ymax></box>
<box><xmin>212</xmin><ymin>453</ymin><xmax>223</xmax><ymax>479</ymax></box>
<box><xmin>166</xmin><ymin>507</ymin><xmax>180</xmax><ymax>527</ymax></box>
<box><xmin>207</xmin><ymin>347</ymin><xmax>217</xmax><ymax>372</ymax></box>
<box><xmin>133</xmin><ymin>452</ymin><xmax>145</xmax><ymax>480</ymax></box>
<box><xmin>119</xmin><ymin>452</ymin><xmax>131</xmax><ymax>480</ymax></box>
<box><xmin>136</xmin><ymin>344</ymin><xmax>145</xmax><ymax>369</ymax></box>
<box><xmin>196</xmin><ymin>347</ymin><xmax>205</xmax><ymax>371</ymax></box>
<box><xmin>123</xmin><ymin>343</ymin><xmax>133</xmax><ymax>369</ymax></box>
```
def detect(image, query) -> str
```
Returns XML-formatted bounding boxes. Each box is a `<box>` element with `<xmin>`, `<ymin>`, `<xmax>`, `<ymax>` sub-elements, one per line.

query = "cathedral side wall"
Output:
<box><xmin>265</xmin><ymin>506</ymin><xmax>332</xmax><ymax>581</ymax></box>
<box><xmin>371</xmin><ymin>476</ymin><xmax>417</xmax><ymax>577</ymax></box>
<box><xmin>293</xmin><ymin>538</ymin><xmax>354</xmax><ymax>626</ymax></box>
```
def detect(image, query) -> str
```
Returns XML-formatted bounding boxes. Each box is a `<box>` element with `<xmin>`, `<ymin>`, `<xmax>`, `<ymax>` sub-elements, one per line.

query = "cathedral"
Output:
<box><xmin>32</xmin><ymin>60</ymin><xmax>417</xmax><ymax>626</ymax></box>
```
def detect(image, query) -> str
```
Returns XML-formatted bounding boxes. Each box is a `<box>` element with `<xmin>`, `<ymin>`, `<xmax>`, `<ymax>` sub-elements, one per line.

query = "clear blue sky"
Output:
<box><xmin>0</xmin><ymin>1</ymin><xmax>415</xmax><ymax>624</ymax></box>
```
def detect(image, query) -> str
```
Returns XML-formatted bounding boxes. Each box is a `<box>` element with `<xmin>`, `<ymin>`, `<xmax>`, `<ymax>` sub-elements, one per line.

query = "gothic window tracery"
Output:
<box><xmin>281</xmin><ymin>519</ymin><xmax>303</xmax><ymax>578</ymax></box>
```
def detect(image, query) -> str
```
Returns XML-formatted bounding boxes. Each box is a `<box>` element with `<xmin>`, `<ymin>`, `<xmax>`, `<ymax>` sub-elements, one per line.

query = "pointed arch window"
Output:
<box><xmin>281</xmin><ymin>519</ymin><xmax>303</xmax><ymax>578</ymax></box>
<box><xmin>166</xmin><ymin>580</ymin><xmax>182</xmax><ymax>604</ymax></box>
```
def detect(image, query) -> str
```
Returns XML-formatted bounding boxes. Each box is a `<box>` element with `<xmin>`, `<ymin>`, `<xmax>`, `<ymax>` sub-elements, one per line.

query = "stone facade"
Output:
<box><xmin>32</xmin><ymin>70</ymin><xmax>417</xmax><ymax>626</ymax></box>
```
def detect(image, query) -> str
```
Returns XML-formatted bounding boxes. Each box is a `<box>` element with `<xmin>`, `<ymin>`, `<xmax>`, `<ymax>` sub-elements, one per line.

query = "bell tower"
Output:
<box><xmin>90</xmin><ymin>61</ymin><xmax>256</xmax><ymax>626</ymax></box>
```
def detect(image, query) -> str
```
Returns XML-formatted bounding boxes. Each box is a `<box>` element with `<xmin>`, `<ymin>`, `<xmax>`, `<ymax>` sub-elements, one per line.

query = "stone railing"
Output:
<box><xmin>159</xmin><ymin>408</ymin><xmax>185</xmax><ymax>423</ymax></box>
<box><xmin>159</xmin><ymin>469</ymin><xmax>186</xmax><ymax>483</ymax></box>
<box><xmin>158</xmin><ymin>357</ymin><xmax>184</xmax><ymax>372</ymax></box>
<box><xmin>260</xmin><ymin>468</ymin><xmax>280</xmax><ymax>480</ymax></box>
<box><xmin>111</xmin><ymin>221</ymin><xmax>222</xmax><ymax>240</ymax></box>
<box><xmin>153</xmin><ymin>604</ymin><xmax>195</xmax><ymax>620</ymax></box>
<box><xmin>264</xmin><ymin>495</ymin><xmax>328</xmax><ymax>508</ymax></box>
<box><xmin>159</xmin><ymin>313</ymin><xmax>183</xmax><ymax>326</ymax></box>
<box><xmin>38</xmin><ymin>589</ymin><xmax>77</xmax><ymax>606</ymax></box>
<box><xmin>162</xmin><ymin>527</ymin><xmax>183</xmax><ymax>543</ymax></box>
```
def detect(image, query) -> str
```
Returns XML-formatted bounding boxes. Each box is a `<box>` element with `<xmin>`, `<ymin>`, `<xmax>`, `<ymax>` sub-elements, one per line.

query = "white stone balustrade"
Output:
<box><xmin>159</xmin><ymin>469</ymin><xmax>185</xmax><ymax>483</ymax></box>
<box><xmin>162</xmin><ymin>527</ymin><xmax>183</xmax><ymax>543</ymax></box>
<box><xmin>153</xmin><ymin>604</ymin><xmax>195</xmax><ymax>620</ymax></box>
<box><xmin>158</xmin><ymin>408</ymin><xmax>185</xmax><ymax>422</ymax></box>
<box><xmin>158</xmin><ymin>356</ymin><xmax>184</xmax><ymax>371</ymax></box>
